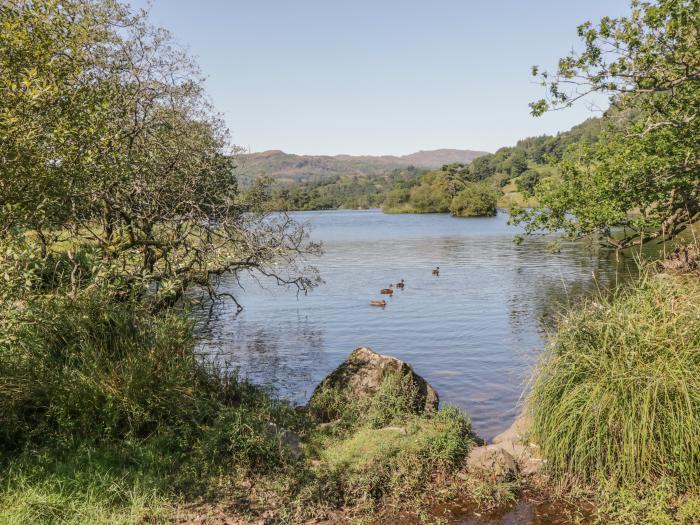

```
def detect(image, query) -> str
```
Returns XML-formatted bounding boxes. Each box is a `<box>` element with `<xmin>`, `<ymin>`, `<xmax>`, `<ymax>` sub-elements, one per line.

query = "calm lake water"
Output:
<box><xmin>195</xmin><ymin>209</ymin><xmax>634</xmax><ymax>440</ymax></box>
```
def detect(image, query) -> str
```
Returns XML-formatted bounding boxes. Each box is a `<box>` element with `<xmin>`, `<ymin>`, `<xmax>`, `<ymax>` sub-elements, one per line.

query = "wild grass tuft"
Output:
<box><xmin>530</xmin><ymin>274</ymin><xmax>700</xmax><ymax>489</ymax></box>
<box><xmin>0</xmin><ymin>444</ymin><xmax>172</xmax><ymax>525</ymax></box>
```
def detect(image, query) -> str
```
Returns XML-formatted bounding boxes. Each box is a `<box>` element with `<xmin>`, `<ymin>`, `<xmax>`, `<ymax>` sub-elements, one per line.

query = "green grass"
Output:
<box><xmin>0</xmin><ymin>288</ymin><xmax>479</xmax><ymax>523</ymax></box>
<box><xmin>308</xmin><ymin>406</ymin><xmax>473</xmax><ymax>515</ymax></box>
<box><xmin>530</xmin><ymin>273</ymin><xmax>700</xmax><ymax>489</ymax></box>
<box><xmin>0</xmin><ymin>444</ymin><xmax>172</xmax><ymax>525</ymax></box>
<box><xmin>0</xmin><ymin>287</ymin><xmax>311</xmax><ymax>523</ymax></box>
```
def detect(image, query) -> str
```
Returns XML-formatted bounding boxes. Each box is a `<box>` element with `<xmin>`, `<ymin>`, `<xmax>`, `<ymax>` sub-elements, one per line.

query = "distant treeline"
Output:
<box><xmin>255</xmin><ymin>117</ymin><xmax>604</xmax><ymax>215</ymax></box>
<box><xmin>261</xmin><ymin>167</ymin><xmax>426</xmax><ymax>211</ymax></box>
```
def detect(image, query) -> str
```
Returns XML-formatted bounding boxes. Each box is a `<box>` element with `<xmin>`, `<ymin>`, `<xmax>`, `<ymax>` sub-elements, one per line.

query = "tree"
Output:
<box><xmin>0</xmin><ymin>0</ymin><xmax>320</xmax><ymax>309</ymax></box>
<box><xmin>409</xmin><ymin>182</ymin><xmax>451</xmax><ymax>213</ymax></box>
<box><xmin>450</xmin><ymin>183</ymin><xmax>498</xmax><ymax>217</ymax></box>
<box><xmin>383</xmin><ymin>187</ymin><xmax>411</xmax><ymax>210</ymax></box>
<box><xmin>469</xmin><ymin>155</ymin><xmax>496</xmax><ymax>180</ymax></box>
<box><xmin>514</xmin><ymin>0</ymin><xmax>700</xmax><ymax>249</ymax></box>
<box><xmin>516</xmin><ymin>169</ymin><xmax>540</xmax><ymax>196</ymax></box>
<box><xmin>507</xmin><ymin>150</ymin><xmax>529</xmax><ymax>177</ymax></box>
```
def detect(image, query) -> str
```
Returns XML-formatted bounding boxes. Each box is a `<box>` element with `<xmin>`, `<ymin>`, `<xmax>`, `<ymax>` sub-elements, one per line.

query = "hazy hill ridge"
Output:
<box><xmin>234</xmin><ymin>148</ymin><xmax>489</xmax><ymax>183</ymax></box>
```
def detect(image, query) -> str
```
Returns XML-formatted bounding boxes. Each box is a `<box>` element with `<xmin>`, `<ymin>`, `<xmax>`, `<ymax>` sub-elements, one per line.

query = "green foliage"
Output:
<box><xmin>521</xmin><ymin>0</ymin><xmax>700</xmax><ymax>248</ymax></box>
<box><xmin>592</xmin><ymin>479</ymin><xmax>700</xmax><ymax>525</ymax></box>
<box><xmin>408</xmin><ymin>177</ymin><xmax>453</xmax><ymax>213</ymax></box>
<box><xmin>516</xmin><ymin>169</ymin><xmax>540</xmax><ymax>196</ymax></box>
<box><xmin>382</xmin><ymin>164</ymin><xmax>502</xmax><ymax>216</ymax></box>
<box><xmin>450</xmin><ymin>183</ymin><xmax>499</xmax><ymax>217</ymax></box>
<box><xmin>507</xmin><ymin>150</ymin><xmax>529</xmax><ymax>177</ymax></box>
<box><xmin>307</xmin><ymin>373</ymin><xmax>474</xmax><ymax>513</ymax></box>
<box><xmin>257</xmin><ymin>118</ymin><xmax>605</xmax><ymax>214</ymax></box>
<box><xmin>317</xmin><ymin>409</ymin><xmax>472</xmax><ymax>512</ymax></box>
<box><xmin>530</xmin><ymin>274</ymin><xmax>700</xmax><ymax>489</ymax></box>
<box><xmin>0</xmin><ymin>0</ymin><xmax>319</xmax><ymax>310</ymax></box>
<box><xmin>0</xmin><ymin>288</ymin><xmax>303</xmax><ymax>473</ymax></box>
<box><xmin>308</xmin><ymin>372</ymin><xmax>433</xmax><ymax>431</ymax></box>
<box><xmin>469</xmin><ymin>155</ymin><xmax>497</xmax><ymax>180</ymax></box>
<box><xmin>263</xmin><ymin>167</ymin><xmax>424</xmax><ymax>211</ymax></box>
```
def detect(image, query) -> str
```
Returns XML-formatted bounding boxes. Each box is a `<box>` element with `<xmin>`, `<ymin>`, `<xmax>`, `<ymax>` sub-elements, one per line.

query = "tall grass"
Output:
<box><xmin>530</xmin><ymin>273</ymin><xmax>700</xmax><ymax>488</ymax></box>
<box><xmin>0</xmin><ymin>444</ymin><xmax>172</xmax><ymax>525</ymax></box>
<box><xmin>0</xmin><ymin>288</ymin><xmax>306</xmax><ymax>480</ymax></box>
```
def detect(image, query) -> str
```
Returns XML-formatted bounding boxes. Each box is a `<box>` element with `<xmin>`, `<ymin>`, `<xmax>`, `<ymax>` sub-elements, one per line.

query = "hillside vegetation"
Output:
<box><xmin>257</xmin><ymin>117</ymin><xmax>604</xmax><ymax>214</ymax></box>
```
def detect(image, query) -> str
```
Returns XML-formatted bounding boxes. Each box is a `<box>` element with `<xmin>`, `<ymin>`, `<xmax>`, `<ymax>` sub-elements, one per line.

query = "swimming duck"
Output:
<box><xmin>396</xmin><ymin>279</ymin><xmax>405</xmax><ymax>289</ymax></box>
<box><xmin>432</xmin><ymin>267</ymin><xmax>440</xmax><ymax>276</ymax></box>
<box><xmin>370</xmin><ymin>299</ymin><xmax>387</xmax><ymax>307</ymax></box>
<box><xmin>380</xmin><ymin>285</ymin><xmax>394</xmax><ymax>295</ymax></box>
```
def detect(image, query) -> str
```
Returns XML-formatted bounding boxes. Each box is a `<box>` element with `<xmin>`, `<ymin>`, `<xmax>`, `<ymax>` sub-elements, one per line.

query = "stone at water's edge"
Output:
<box><xmin>492</xmin><ymin>413</ymin><xmax>532</xmax><ymax>445</ymax></box>
<box><xmin>466</xmin><ymin>446</ymin><xmax>518</xmax><ymax>482</ymax></box>
<box><xmin>468</xmin><ymin>412</ymin><xmax>545</xmax><ymax>478</ymax></box>
<box><xmin>308</xmin><ymin>347</ymin><xmax>439</xmax><ymax>418</ymax></box>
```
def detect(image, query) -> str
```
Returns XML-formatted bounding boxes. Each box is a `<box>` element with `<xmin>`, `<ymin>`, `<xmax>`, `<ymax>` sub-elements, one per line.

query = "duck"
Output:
<box><xmin>380</xmin><ymin>285</ymin><xmax>394</xmax><ymax>295</ymax></box>
<box><xmin>395</xmin><ymin>279</ymin><xmax>405</xmax><ymax>289</ymax></box>
<box><xmin>370</xmin><ymin>299</ymin><xmax>387</xmax><ymax>307</ymax></box>
<box><xmin>432</xmin><ymin>267</ymin><xmax>440</xmax><ymax>276</ymax></box>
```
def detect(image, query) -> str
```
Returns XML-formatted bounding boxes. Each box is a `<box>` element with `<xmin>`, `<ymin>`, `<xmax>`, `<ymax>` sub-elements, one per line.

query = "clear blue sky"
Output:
<box><xmin>131</xmin><ymin>0</ymin><xmax>631</xmax><ymax>156</ymax></box>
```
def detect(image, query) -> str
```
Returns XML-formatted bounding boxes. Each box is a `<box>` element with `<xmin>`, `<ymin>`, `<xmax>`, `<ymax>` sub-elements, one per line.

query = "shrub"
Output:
<box><xmin>0</xmin><ymin>289</ymin><xmax>303</xmax><ymax>475</ymax></box>
<box><xmin>450</xmin><ymin>183</ymin><xmax>498</xmax><ymax>217</ymax></box>
<box><xmin>530</xmin><ymin>275</ymin><xmax>700</xmax><ymax>488</ymax></box>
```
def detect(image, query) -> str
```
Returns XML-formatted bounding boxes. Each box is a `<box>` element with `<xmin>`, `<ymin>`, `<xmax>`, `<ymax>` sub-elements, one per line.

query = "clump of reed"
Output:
<box><xmin>530</xmin><ymin>273</ymin><xmax>700</xmax><ymax>489</ymax></box>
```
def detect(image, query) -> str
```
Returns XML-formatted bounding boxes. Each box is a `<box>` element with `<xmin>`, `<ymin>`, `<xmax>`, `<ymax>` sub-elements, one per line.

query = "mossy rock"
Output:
<box><xmin>308</xmin><ymin>347</ymin><xmax>439</xmax><ymax>422</ymax></box>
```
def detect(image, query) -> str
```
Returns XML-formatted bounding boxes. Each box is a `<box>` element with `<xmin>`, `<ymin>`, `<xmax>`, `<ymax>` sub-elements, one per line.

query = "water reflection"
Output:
<box><xmin>193</xmin><ymin>209</ymin><xmax>634</xmax><ymax>440</ymax></box>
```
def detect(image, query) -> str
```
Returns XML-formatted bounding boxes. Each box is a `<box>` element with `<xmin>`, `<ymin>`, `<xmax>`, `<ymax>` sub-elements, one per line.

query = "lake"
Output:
<box><xmin>194</xmin><ymin>209</ymin><xmax>634</xmax><ymax>440</ymax></box>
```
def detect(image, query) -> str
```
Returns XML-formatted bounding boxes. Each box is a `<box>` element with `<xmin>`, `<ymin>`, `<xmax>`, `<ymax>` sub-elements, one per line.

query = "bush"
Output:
<box><xmin>450</xmin><ymin>183</ymin><xmax>498</xmax><ymax>217</ymax></box>
<box><xmin>0</xmin><ymin>289</ymin><xmax>303</xmax><ymax>475</ymax></box>
<box><xmin>530</xmin><ymin>275</ymin><xmax>700</xmax><ymax>488</ymax></box>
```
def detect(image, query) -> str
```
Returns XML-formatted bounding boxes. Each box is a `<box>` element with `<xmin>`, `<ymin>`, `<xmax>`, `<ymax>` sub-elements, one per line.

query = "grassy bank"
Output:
<box><xmin>0</xmin><ymin>288</ymin><xmax>484</xmax><ymax>524</ymax></box>
<box><xmin>529</xmin><ymin>272</ymin><xmax>700</xmax><ymax>524</ymax></box>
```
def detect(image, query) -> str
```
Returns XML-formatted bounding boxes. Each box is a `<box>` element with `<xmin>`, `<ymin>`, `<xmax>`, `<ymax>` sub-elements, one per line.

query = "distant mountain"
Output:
<box><xmin>399</xmin><ymin>149</ymin><xmax>488</xmax><ymax>167</ymax></box>
<box><xmin>233</xmin><ymin>149</ymin><xmax>489</xmax><ymax>184</ymax></box>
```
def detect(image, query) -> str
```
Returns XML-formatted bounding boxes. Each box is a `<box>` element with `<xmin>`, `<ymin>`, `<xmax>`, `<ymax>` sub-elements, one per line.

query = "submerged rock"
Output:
<box><xmin>308</xmin><ymin>346</ymin><xmax>439</xmax><ymax>418</ymax></box>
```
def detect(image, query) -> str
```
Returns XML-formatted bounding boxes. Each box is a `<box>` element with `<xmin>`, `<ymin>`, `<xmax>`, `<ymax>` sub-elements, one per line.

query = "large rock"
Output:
<box><xmin>659</xmin><ymin>244</ymin><xmax>699</xmax><ymax>273</ymax></box>
<box><xmin>308</xmin><ymin>347</ymin><xmax>439</xmax><ymax>418</ymax></box>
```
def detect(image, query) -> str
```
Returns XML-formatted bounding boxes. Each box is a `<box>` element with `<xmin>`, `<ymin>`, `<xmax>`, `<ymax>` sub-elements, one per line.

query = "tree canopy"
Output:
<box><xmin>513</xmin><ymin>0</ymin><xmax>700</xmax><ymax>249</ymax></box>
<box><xmin>0</xmin><ymin>0</ymin><xmax>319</xmax><ymax>310</ymax></box>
